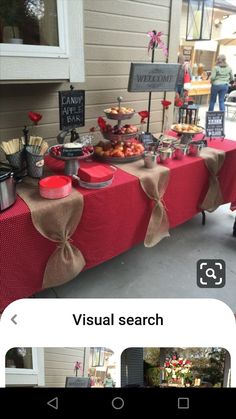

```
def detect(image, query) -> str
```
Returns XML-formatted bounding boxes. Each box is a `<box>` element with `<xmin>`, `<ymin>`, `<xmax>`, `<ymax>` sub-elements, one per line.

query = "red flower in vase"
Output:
<box><xmin>97</xmin><ymin>116</ymin><xmax>107</xmax><ymax>131</ymax></box>
<box><xmin>90</xmin><ymin>117</ymin><xmax>108</xmax><ymax>133</ymax></box>
<box><xmin>161</xmin><ymin>100</ymin><xmax>172</xmax><ymax>110</ymax></box>
<box><xmin>28</xmin><ymin>111</ymin><xmax>42</xmax><ymax>125</ymax></box>
<box><xmin>175</xmin><ymin>98</ymin><xmax>184</xmax><ymax>107</ymax></box>
<box><xmin>138</xmin><ymin>110</ymin><xmax>149</xmax><ymax>124</ymax></box>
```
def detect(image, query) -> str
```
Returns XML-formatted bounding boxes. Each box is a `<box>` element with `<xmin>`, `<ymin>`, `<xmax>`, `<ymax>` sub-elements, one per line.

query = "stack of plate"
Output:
<box><xmin>39</xmin><ymin>176</ymin><xmax>72</xmax><ymax>199</ymax></box>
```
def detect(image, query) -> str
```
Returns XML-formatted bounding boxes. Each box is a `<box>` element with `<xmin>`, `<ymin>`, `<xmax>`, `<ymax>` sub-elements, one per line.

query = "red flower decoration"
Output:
<box><xmin>175</xmin><ymin>99</ymin><xmax>183</xmax><ymax>107</ymax></box>
<box><xmin>97</xmin><ymin>117</ymin><xmax>107</xmax><ymax>131</ymax></box>
<box><xmin>28</xmin><ymin>111</ymin><xmax>42</xmax><ymax>125</ymax></box>
<box><xmin>74</xmin><ymin>361</ymin><xmax>81</xmax><ymax>370</ymax></box>
<box><xmin>138</xmin><ymin>110</ymin><xmax>149</xmax><ymax>124</ymax></box>
<box><xmin>161</xmin><ymin>100</ymin><xmax>172</xmax><ymax>110</ymax></box>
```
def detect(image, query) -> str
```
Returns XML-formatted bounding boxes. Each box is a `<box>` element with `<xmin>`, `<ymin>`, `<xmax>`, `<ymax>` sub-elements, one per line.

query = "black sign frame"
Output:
<box><xmin>205</xmin><ymin>111</ymin><xmax>225</xmax><ymax>138</ymax></box>
<box><xmin>59</xmin><ymin>90</ymin><xmax>85</xmax><ymax>130</ymax></box>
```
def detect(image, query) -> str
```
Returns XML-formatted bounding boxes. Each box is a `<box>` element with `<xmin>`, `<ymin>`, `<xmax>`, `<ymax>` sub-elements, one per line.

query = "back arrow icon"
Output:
<box><xmin>47</xmin><ymin>397</ymin><xmax>58</xmax><ymax>410</ymax></box>
<box><xmin>11</xmin><ymin>315</ymin><xmax>17</xmax><ymax>325</ymax></box>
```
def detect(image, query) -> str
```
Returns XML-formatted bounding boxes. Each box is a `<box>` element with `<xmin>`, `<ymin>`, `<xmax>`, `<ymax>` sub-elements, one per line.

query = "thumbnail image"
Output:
<box><xmin>5</xmin><ymin>347</ymin><xmax>116</xmax><ymax>388</ymax></box>
<box><xmin>121</xmin><ymin>347</ymin><xmax>230</xmax><ymax>388</ymax></box>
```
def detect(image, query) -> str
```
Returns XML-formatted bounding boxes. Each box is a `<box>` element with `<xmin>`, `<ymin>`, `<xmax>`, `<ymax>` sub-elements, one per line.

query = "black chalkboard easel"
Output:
<box><xmin>59</xmin><ymin>87</ymin><xmax>85</xmax><ymax>131</ymax></box>
<box><xmin>205</xmin><ymin>111</ymin><xmax>225</xmax><ymax>139</ymax></box>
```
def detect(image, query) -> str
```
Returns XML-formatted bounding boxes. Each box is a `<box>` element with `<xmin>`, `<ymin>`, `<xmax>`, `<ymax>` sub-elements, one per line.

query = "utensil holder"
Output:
<box><xmin>26</xmin><ymin>146</ymin><xmax>44</xmax><ymax>178</ymax></box>
<box><xmin>6</xmin><ymin>149</ymin><xmax>25</xmax><ymax>170</ymax></box>
<box><xmin>187</xmin><ymin>143</ymin><xmax>202</xmax><ymax>157</ymax></box>
<box><xmin>143</xmin><ymin>153</ymin><xmax>157</xmax><ymax>168</ymax></box>
<box><xmin>158</xmin><ymin>148</ymin><xmax>172</xmax><ymax>163</ymax></box>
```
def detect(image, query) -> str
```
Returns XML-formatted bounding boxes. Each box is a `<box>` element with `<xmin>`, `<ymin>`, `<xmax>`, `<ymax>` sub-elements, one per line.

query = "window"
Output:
<box><xmin>91</xmin><ymin>348</ymin><xmax>105</xmax><ymax>367</ymax></box>
<box><xmin>5</xmin><ymin>348</ymin><xmax>44</xmax><ymax>386</ymax></box>
<box><xmin>6</xmin><ymin>347</ymin><xmax>33</xmax><ymax>369</ymax></box>
<box><xmin>0</xmin><ymin>0</ymin><xmax>85</xmax><ymax>82</ymax></box>
<box><xmin>0</xmin><ymin>0</ymin><xmax>59</xmax><ymax>46</ymax></box>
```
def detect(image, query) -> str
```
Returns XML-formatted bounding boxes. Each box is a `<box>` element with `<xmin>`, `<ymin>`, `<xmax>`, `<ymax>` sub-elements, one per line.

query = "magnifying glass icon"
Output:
<box><xmin>205</xmin><ymin>268</ymin><xmax>217</xmax><ymax>280</ymax></box>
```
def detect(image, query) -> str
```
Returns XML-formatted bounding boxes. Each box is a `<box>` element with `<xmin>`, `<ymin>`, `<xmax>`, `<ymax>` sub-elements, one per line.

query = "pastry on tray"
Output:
<box><xmin>171</xmin><ymin>124</ymin><xmax>203</xmax><ymax>134</ymax></box>
<box><xmin>104</xmin><ymin>106</ymin><xmax>135</xmax><ymax>115</ymax></box>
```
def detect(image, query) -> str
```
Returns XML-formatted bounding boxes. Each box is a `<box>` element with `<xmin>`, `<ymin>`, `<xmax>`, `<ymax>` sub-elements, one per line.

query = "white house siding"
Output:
<box><xmin>0</xmin><ymin>0</ymin><xmax>181</xmax><ymax>155</ymax></box>
<box><xmin>44</xmin><ymin>347</ymin><xmax>90</xmax><ymax>387</ymax></box>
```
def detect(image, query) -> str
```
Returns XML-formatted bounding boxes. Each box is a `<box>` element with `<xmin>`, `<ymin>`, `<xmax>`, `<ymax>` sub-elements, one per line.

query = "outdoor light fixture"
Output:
<box><xmin>186</xmin><ymin>0</ymin><xmax>214</xmax><ymax>41</ymax></box>
<box><xmin>214</xmin><ymin>18</ymin><xmax>222</xmax><ymax>28</ymax></box>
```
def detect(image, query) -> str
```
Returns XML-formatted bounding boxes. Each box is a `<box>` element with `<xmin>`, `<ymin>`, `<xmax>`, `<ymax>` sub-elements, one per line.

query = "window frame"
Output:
<box><xmin>5</xmin><ymin>348</ymin><xmax>45</xmax><ymax>387</ymax></box>
<box><xmin>0</xmin><ymin>0</ymin><xmax>85</xmax><ymax>82</ymax></box>
<box><xmin>0</xmin><ymin>0</ymin><xmax>68</xmax><ymax>58</ymax></box>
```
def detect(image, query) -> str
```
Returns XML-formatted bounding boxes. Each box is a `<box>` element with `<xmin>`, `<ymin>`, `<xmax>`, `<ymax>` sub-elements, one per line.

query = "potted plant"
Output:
<box><xmin>0</xmin><ymin>0</ymin><xmax>24</xmax><ymax>43</ymax></box>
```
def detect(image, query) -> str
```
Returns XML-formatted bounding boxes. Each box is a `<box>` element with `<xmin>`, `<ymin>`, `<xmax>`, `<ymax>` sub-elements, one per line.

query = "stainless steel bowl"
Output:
<box><xmin>172</xmin><ymin>144</ymin><xmax>187</xmax><ymax>160</ymax></box>
<box><xmin>158</xmin><ymin>148</ymin><xmax>172</xmax><ymax>163</ymax></box>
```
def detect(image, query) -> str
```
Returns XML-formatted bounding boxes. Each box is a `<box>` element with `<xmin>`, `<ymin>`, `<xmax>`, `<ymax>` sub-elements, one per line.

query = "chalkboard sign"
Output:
<box><xmin>205</xmin><ymin>111</ymin><xmax>225</xmax><ymax>137</ymax></box>
<box><xmin>128</xmin><ymin>63</ymin><xmax>180</xmax><ymax>92</ymax></box>
<box><xmin>65</xmin><ymin>377</ymin><xmax>91</xmax><ymax>388</ymax></box>
<box><xmin>139</xmin><ymin>132</ymin><xmax>158</xmax><ymax>146</ymax></box>
<box><xmin>59</xmin><ymin>90</ymin><xmax>85</xmax><ymax>130</ymax></box>
<box><xmin>182</xmin><ymin>47</ymin><xmax>192</xmax><ymax>62</ymax></box>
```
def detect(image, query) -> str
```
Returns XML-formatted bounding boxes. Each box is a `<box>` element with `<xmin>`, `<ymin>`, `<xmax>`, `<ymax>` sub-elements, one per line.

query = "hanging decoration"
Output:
<box><xmin>147</xmin><ymin>31</ymin><xmax>168</xmax><ymax>57</ymax></box>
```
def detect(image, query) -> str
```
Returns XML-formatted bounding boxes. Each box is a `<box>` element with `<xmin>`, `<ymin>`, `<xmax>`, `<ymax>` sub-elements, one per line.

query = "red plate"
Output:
<box><xmin>39</xmin><ymin>175</ymin><xmax>72</xmax><ymax>199</ymax></box>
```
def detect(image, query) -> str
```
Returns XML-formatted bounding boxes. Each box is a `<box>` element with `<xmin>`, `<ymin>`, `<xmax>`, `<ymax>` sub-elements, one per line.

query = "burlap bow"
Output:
<box><xmin>200</xmin><ymin>147</ymin><xmax>225</xmax><ymax>212</ymax></box>
<box><xmin>17</xmin><ymin>178</ymin><xmax>85</xmax><ymax>288</ymax></box>
<box><xmin>115</xmin><ymin>160</ymin><xmax>170</xmax><ymax>247</ymax></box>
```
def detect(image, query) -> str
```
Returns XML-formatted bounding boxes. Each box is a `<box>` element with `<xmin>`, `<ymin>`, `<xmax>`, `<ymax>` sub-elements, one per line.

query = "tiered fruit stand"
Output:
<box><xmin>94</xmin><ymin>97</ymin><xmax>145</xmax><ymax>163</ymax></box>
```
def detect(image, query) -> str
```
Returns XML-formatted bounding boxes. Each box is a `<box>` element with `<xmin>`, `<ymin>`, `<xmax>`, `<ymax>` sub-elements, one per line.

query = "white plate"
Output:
<box><xmin>79</xmin><ymin>178</ymin><xmax>113</xmax><ymax>189</ymax></box>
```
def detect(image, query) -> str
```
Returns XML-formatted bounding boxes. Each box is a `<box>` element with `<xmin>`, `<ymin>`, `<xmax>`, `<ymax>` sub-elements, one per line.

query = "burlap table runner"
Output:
<box><xmin>115</xmin><ymin>160</ymin><xmax>170</xmax><ymax>247</ymax></box>
<box><xmin>17</xmin><ymin>177</ymin><xmax>85</xmax><ymax>288</ymax></box>
<box><xmin>199</xmin><ymin>147</ymin><xmax>225</xmax><ymax>212</ymax></box>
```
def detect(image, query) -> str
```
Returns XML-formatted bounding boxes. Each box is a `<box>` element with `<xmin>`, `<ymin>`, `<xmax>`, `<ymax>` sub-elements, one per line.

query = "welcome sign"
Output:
<box><xmin>128</xmin><ymin>63</ymin><xmax>180</xmax><ymax>92</ymax></box>
<box><xmin>65</xmin><ymin>377</ymin><xmax>91</xmax><ymax>387</ymax></box>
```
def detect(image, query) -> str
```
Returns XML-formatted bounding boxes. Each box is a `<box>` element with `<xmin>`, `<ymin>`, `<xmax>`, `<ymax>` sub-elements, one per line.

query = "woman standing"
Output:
<box><xmin>103</xmin><ymin>373</ymin><xmax>115</xmax><ymax>387</ymax></box>
<box><xmin>208</xmin><ymin>55</ymin><xmax>233</xmax><ymax>111</ymax></box>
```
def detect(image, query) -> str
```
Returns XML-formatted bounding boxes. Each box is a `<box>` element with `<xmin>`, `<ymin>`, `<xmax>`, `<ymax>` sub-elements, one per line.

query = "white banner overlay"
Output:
<box><xmin>0</xmin><ymin>298</ymin><xmax>235</xmax><ymax>387</ymax></box>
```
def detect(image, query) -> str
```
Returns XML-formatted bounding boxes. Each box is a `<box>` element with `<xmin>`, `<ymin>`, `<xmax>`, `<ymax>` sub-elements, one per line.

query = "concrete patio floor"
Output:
<box><xmin>36</xmin><ymin>107</ymin><xmax>236</xmax><ymax>312</ymax></box>
<box><xmin>36</xmin><ymin>206</ymin><xmax>236</xmax><ymax>311</ymax></box>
